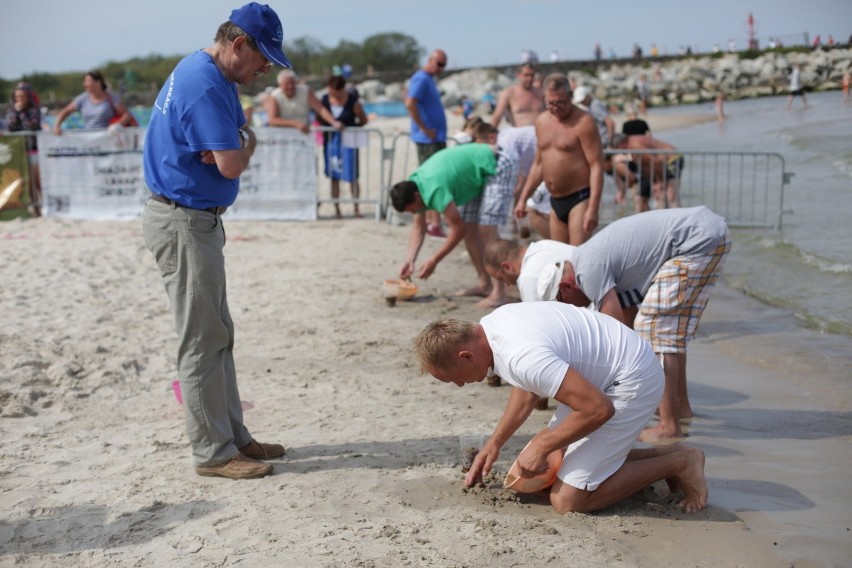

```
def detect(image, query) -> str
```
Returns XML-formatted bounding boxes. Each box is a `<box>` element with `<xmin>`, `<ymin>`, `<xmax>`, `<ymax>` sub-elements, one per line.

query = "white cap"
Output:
<box><xmin>536</xmin><ymin>261</ymin><xmax>564</xmax><ymax>301</ymax></box>
<box><xmin>572</xmin><ymin>86</ymin><xmax>591</xmax><ymax>104</ymax></box>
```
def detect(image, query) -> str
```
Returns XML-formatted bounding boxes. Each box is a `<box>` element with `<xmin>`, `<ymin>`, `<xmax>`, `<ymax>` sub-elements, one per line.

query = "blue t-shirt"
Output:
<box><xmin>407</xmin><ymin>69</ymin><xmax>447</xmax><ymax>144</ymax></box>
<box><xmin>143</xmin><ymin>50</ymin><xmax>244</xmax><ymax>209</ymax></box>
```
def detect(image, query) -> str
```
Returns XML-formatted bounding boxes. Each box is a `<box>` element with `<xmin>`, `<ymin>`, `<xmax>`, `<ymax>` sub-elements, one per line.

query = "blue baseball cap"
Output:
<box><xmin>229</xmin><ymin>3</ymin><xmax>293</xmax><ymax>69</ymax></box>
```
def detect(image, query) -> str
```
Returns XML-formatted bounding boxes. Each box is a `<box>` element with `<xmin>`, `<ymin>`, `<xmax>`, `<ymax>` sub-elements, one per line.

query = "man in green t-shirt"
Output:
<box><xmin>391</xmin><ymin>143</ymin><xmax>517</xmax><ymax>307</ymax></box>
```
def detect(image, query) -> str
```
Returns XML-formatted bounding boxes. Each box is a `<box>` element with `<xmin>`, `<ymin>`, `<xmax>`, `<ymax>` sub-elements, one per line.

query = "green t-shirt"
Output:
<box><xmin>409</xmin><ymin>144</ymin><xmax>497</xmax><ymax>212</ymax></box>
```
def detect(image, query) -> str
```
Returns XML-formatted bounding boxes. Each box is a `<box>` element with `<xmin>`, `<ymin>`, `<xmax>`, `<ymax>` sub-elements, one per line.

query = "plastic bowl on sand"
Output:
<box><xmin>503</xmin><ymin>443</ymin><xmax>564</xmax><ymax>494</ymax></box>
<box><xmin>383</xmin><ymin>279</ymin><xmax>418</xmax><ymax>301</ymax></box>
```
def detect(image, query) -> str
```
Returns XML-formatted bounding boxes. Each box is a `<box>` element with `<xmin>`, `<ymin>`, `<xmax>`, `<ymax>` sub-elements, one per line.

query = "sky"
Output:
<box><xmin>1</xmin><ymin>0</ymin><xmax>850</xmax><ymax>79</ymax></box>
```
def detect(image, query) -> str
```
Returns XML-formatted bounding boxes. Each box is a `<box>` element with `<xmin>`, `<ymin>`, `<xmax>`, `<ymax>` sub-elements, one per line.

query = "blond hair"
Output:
<box><xmin>414</xmin><ymin>319</ymin><xmax>477</xmax><ymax>374</ymax></box>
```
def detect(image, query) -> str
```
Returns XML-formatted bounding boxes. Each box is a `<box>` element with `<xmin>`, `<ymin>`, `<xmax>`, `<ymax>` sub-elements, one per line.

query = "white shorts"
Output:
<box><xmin>548</xmin><ymin>353</ymin><xmax>664</xmax><ymax>491</ymax></box>
<box><xmin>526</xmin><ymin>183</ymin><xmax>551</xmax><ymax>215</ymax></box>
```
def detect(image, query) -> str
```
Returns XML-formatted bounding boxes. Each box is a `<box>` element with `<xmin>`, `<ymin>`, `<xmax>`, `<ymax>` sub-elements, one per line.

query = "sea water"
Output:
<box><xmin>653</xmin><ymin>92</ymin><xmax>852</xmax><ymax>341</ymax></box>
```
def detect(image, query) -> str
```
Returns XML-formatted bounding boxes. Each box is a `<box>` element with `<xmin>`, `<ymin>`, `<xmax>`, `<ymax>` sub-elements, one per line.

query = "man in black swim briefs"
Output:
<box><xmin>514</xmin><ymin>73</ymin><xmax>604</xmax><ymax>245</ymax></box>
<box><xmin>550</xmin><ymin>188</ymin><xmax>591</xmax><ymax>223</ymax></box>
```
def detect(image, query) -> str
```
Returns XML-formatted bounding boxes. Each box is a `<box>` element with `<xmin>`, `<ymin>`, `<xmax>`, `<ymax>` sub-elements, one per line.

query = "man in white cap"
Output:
<box><xmin>483</xmin><ymin>237</ymin><xmax>576</xmax><ymax>406</ymax></box>
<box><xmin>143</xmin><ymin>3</ymin><xmax>293</xmax><ymax>479</ymax></box>
<box><xmin>572</xmin><ymin>86</ymin><xmax>614</xmax><ymax>148</ymax></box>
<box><xmin>535</xmin><ymin>206</ymin><xmax>731</xmax><ymax>443</ymax></box>
<box><xmin>483</xmin><ymin>238</ymin><xmax>576</xmax><ymax>304</ymax></box>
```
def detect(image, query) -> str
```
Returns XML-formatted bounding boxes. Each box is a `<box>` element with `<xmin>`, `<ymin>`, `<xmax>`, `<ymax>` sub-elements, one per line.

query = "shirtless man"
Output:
<box><xmin>610</xmin><ymin>133</ymin><xmax>683</xmax><ymax>210</ymax></box>
<box><xmin>490</xmin><ymin>64</ymin><xmax>546</xmax><ymax>128</ymax></box>
<box><xmin>515</xmin><ymin>73</ymin><xmax>603</xmax><ymax>245</ymax></box>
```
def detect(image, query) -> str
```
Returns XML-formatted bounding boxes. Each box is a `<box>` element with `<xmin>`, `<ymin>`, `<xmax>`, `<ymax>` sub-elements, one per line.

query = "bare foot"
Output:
<box><xmin>675</xmin><ymin>447</ymin><xmax>708</xmax><ymax>513</ymax></box>
<box><xmin>353</xmin><ymin>208</ymin><xmax>362</xmax><ymax>218</ymax></box>
<box><xmin>454</xmin><ymin>285</ymin><xmax>490</xmax><ymax>298</ymax></box>
<box><xmin>639</xmin><ymin>424</ymin><xmax>684</xmax><ymax>445</ymax></box>
<box><xmin>475</xmin><ymin>295</ymin><xmax>513</xmax><ymax>308</ymax></box>
<box><xmin>654</xmin><ymin>409</ymin><xmax>694</xmax><ymax>424</ymax></box>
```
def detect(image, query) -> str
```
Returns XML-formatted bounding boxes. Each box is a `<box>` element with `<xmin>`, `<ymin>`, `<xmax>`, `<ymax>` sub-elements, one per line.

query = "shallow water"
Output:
<box><xmin>654</xmin><ymin>92</ymin><xmax>852</xmax><ymax>339</ymax></box>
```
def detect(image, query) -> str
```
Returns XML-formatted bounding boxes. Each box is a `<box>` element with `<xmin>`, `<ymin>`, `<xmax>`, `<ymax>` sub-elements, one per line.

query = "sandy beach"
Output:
<box><xmin>1</xmin><ymin>111</ymin><xmax>850</xmax><ymax>567</ymax></box>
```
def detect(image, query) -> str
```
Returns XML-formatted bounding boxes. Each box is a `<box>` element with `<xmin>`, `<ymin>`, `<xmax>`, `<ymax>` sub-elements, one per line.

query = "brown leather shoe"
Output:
<box><xmin>195</xmin><ymin>453</ymin><xmax>272</xmax><ymax>479</ymax></box>
<box><xmin>240</xmin><ymin>439</ymin><xmax>285</xmax><ymax>460</ymax></box>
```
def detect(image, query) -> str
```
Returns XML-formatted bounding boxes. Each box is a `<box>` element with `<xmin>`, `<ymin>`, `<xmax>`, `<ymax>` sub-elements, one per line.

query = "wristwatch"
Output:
<box><xmin>238</xmin><ymin>128</ymin><xmax>250</xmax><ymax>149</ymax></box>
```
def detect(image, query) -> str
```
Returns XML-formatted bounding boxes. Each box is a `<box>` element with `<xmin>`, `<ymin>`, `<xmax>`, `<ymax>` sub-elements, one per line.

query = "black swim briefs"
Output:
<box><xmin>550</xmin><ymin>188</ymin><xmax>591</xmax><ymax>223</ymax></box>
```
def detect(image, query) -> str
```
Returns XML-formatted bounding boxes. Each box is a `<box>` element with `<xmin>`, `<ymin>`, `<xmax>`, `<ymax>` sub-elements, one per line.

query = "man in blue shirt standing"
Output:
<box><xmin>142</xmin><ymin>2</ymin><xmax>291</xmax><ymax>479</ymax></box>
<box><xmin>405</xmin><ymin>49</ymin><xmax>449</xmax><ymax>238</ymax></box>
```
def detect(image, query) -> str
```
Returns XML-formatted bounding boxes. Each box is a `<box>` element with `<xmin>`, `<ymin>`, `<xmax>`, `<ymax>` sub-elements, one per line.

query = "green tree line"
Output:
<box><xmin>1</xmin><ymin>32</ymin><xmax>422</xmax><ymax>107</ymax></box>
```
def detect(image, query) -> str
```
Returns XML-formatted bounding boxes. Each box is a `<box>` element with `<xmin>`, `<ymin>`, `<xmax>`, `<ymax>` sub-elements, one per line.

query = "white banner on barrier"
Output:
<box><xmin>39</xmin><ymin>129</ymin><xmax>146</xmax><ymax>219</ymax></box>
<box><xmin>37</xmin><ymin>128</ymin><xmax>318</xmax><ymax>221</ymax></box>
<box><xmin>228</xmin><ymin>128</ymin><xmax>317</xmax><ymax>221</ymax></box>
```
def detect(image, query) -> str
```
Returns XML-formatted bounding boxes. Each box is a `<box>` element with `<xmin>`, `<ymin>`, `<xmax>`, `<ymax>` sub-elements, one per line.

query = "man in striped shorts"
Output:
<box><xmin>534</xmin><ymin>206</ymin><xmax>731</xmax><ymax>443</ymax></box>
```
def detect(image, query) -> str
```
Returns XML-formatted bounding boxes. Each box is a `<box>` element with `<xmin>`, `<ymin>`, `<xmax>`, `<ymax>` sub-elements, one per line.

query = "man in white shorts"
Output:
<box><xmin>415</xmin><ymin>302</ymin><xmax>709</xmax><ymax>514</ymax></box>
<box><xmin>525</xmin><ymin>183</ymin><xmax>551</xmax><ymax>238</ymax></box>
<box><xmin>535</xmin><ymin>206</ymin><xmax>731</xmax><ymax>443</ymax></box>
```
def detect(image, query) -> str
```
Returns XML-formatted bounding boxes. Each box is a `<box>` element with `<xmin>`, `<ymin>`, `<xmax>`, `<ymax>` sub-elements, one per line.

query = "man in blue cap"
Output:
<box><xmin>142</xmin><ymin>3</ymin><xmax>292</xmax><ymax>479</ymax></box>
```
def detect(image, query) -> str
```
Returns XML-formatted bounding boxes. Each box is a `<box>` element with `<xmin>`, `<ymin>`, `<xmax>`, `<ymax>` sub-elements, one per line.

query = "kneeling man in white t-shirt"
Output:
<box><xmin>415</xmin><ymin>302</ymin><xmax>708</xmax><ymax>514</ymax></box>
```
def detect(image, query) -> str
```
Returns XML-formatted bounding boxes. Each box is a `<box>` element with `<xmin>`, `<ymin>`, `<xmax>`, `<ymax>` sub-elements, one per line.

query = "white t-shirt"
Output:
<box><xmin>480</xmin><ymin>303</ymin><xmax>657</xmax><ymax>400</ymax></box>
<box><xmin>270</xmin><ymin>84</ymin><xmax>310</xmax><ymax>123</ymax></box>
<box><xmin>517</xmin><ymin>240</ymin><xmax>576</xmax><ymax>302</ymax></box>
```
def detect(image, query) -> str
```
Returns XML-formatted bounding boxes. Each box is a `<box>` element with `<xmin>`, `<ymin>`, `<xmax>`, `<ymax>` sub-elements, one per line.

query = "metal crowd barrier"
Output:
<box><xmin>603</xmin><ymin>148</ymin><xmax>792</xmax><ymax>229</ymax></box>
<box><xmin>2</xmin><ymin>128</ymin><xmax>793</xmax><ymax>228</ymax></box>
<box><xmin>310</xmin><ymin>125</ymin><xmax>386</xmax><ymax>221</ymax></box>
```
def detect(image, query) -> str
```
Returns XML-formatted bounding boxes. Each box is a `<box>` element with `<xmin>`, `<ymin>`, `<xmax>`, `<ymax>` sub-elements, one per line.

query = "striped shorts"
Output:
<box><xmin>634</xmin><ymin>231</ymin><xmax>732</xmax><ymax>353</ymax></box>
<box><xmin>458</xmin><ymin>151</ymin><xmax>517</xmax><ymax>225</ymax></box>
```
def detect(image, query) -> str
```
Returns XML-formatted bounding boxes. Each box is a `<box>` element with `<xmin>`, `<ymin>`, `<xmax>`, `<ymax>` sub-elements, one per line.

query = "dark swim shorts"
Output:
<box><xmin>550</xmin><ymin>188</ymin><xmax>591</xmax><ymax>223</ymax></box>
<box><xmin>665</xmin><ymin>155</ymin><xmax>685</xmax><ymax>180</ymax></box>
